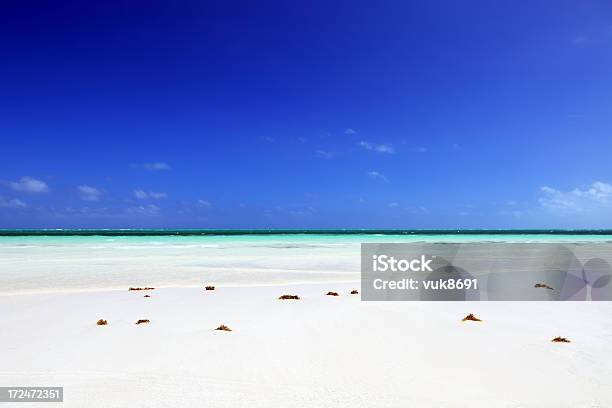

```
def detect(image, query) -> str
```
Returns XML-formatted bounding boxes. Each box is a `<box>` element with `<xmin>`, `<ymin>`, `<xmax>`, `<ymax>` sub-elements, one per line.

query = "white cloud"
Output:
<box><xmin>77</xmin><ymin>185</ymin><xmax>103</xmax><ymax>202</ymax></box>
<box><xmin>127</xmin><ymin>204</ymin><xmax>160</xmax><ymax>216</ymax></box>
<box><xmin>9</xmin><ymin>176</ymin><xmax>49</xmax><ymax>193</ymax></box>
<box><xmin>539</xmin><ymin>181</ymin><xmax>612</xmax><ymax>212</ymax></box>
<box><xmin>585</xmin><ymin>181</ymin><xmax>612</xmax><ymax>199</ymax></box>
<box><xmin>359</xmin><ymin>141</ymin><xmax>395</xmax><ymax>154</ymax></box>
<box><xmin>315</xmin><ymin>150</ymin><xmax>334</xmax><ymax>159</ymax></box>
<box><xmin>414</xmin><ymin>146</ymin><xmax>427</xmax><ymax>153</ymax></box>
<box><xmin>134</xmin><ymin>190</ymin><xmax>167</xmax><ymax>199</ymax></box>
<box><xmin>0</xmin><ymin>197</ymin><xmax>27</xmax><ymax>208</ymax></box>
<box><xmin>367</xmin><ymin>171</ymin><xmax>390</xmax><ymax>183</ymax></box>
<box><xmin>198</xmin><ymin>200</ymin><xmax>212</xmax><ymax>208</ymax></box>
<box><xmin>134</xmin><ymin>190</ymin><xmax>148</xmax><ymax>199</ymax></box>
<box><xmin>344</xmin><ymin>128</ymin><xmax>357</xmax><ymax>135</ymax></box>
<box><xmin>131</xmin><ymin>162</ymin><xmax>171</xmax><ymax>171</ymax></box>
<box><xmin>388</xmin><ymin>202</ymin><xmax>399</xmax><ymax>207</ymax></box>
<box><xmin>149</xmin><ymin>191</ymin><xmax>168</xmax><ymax>199</ymax></box>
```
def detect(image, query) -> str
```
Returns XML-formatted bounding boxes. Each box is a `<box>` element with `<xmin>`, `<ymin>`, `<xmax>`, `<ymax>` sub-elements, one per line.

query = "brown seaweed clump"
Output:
<box><xmin>144</xmin><ymin>295</ymin><xmax>151</xmax><ymax>298</ymax></box>
<box><xmin>129</xmin><ymin>287</ymin><xmax>155</xmax><ymax>291</ymax></box>
<box><xmin>205</xmin><ymin>286</ymin><xmax>216</xmax><ymax>291</ymax></box>
<box><xmin>552</xmin><ymin>336</ymin><xmax>571</xmax><ymax>343</ymax></box>
<box><xmin>278</xmin><ymin>294</ymin><xmax>300</xmax><ymax>300</ymax></box>
<box><xmin>215</xmin><ymin>325</ymin><xmax>232</xmax><ymax>332</ymax></box>
<box><xmin>462</xmin><ymin>313</ymin><xmax>482</xmax><ymax>322</ymax></box>
<box><xmin>535</xmin><ymin>283</ymin><xmax>554</xmax><ymax>290</ymax></box>
<box><xmin>135</xmin><ymin>319</ymin><xmax>150</xmax><ymax>325</ymax></box>
<box><xmin>96</xmin><ymin>319</ymin><xmax>108</xmax><ymax>326</ymax></box>
<box><xmin>350</xmin><ymin>290</ymin><xmax>359</xmax><ymax>294</ymax></box>
<box><xmin>326</xmin><ymin>291</ymin><xmax>339</xmax><ymax>296</ymax></box>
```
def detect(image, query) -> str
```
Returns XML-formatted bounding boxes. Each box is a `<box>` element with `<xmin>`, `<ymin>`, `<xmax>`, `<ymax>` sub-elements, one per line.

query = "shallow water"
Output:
<box><xmin>1</xmin><ymin>233</ymin><xmax>611</xmax><ymax>294</ymax></box>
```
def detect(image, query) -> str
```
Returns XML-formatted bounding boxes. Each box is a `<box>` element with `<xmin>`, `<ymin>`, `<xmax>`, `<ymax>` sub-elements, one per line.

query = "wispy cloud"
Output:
<box><xmin>539</xmin><ymin>181</ymin><xmax>612</xmax><ymax>212</ymax></box>
<box><xmin>198</xmin><ymin>200</ymin><xmax>212</xmax><ymax>208</ymax></box>
<box><xmin>127</xmin><ymin>204</ymin><xmax>160</xmax><ymax>216</ymax></box>
<box><xmin>262</xmin><ymin>136</ymin><xmax>275</xmax><ymax>143</ymax></box>
<box><xmin>367</xmin><ymin>171</ymin><xmax>390</xmax><ymax>183</ymax></box>
<box><xmin>131</xmin><ymin>162</ymin><xmax>171</xmax><ymax>171</ymax></box>
<box><xmin>359</xmin><ymin>141</ymin><xmax>395</xmax><ymax>154</ymax></box>
<box><xmin>344</xmin><ymin>128</ymin><xmax>357</xmax><ymax>135</ymax></box>
<box><xmin>414</xmin><ymin>146</ymin><xmax>427</xmax><ymax>153</ymax></box>
<box><xmin>9</xmin><ymin>176</ymin><xmax>50</xmax><ymax>193</ymax></box>
<box><xmin>134</xmin><ymin>190</ymin><xmax>168</xmax><ymax>199</ymax></box>
<box><xmin>133</xmin><ymin>190</ymin><xmax>148</xmax><ymax>199</ymax></box>
<box><xmin>77</xmin><ymin>185</ymin><xmax>103</xmax><ymax>201</ymax></box>
<box><xmin>0</xmin><ymin>197</ymin><xmax>27</xmax><ymax>208</ymax></box>
<box><xmin>315</xmin><ymin>150</ymin><xmax>334</xmax><ymax>159</ymax></box>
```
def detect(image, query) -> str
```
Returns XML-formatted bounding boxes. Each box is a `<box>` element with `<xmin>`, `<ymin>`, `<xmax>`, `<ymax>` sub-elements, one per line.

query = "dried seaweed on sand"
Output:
<box><xmin>278</xmin><ymin>294</ymin><xmax>300</xmax><ymax>300</ymax></box>
<box><xmin>462</xmin><ymin>313</ymin><xmax>482</xmax><ymax>322</ymax></box>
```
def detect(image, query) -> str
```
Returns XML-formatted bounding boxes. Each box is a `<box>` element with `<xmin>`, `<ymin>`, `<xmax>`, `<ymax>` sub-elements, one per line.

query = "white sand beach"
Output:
<box><xmin>2</xmin><ymin>235</ymin><xmax>612</xmax><ymax>406</ymax></box>
<box><xmin>2</xmin><ymin>282</ymin><xmax>612</xmax><ymax>407</ymax></box>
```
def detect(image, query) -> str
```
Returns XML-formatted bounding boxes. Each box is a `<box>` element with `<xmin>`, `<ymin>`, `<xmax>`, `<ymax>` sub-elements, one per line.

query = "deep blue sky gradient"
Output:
<box><xmin>2</xmin><ymin>1</ymin><xmax>612</xmax><ymax>228</ymax></box>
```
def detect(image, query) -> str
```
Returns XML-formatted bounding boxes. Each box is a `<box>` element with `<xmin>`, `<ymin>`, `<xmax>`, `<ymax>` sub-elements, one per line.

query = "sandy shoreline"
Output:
<box><xmin>2</xmin><ymin>283</ymin><xmax>612</xmax><ymax>407</ymax></box>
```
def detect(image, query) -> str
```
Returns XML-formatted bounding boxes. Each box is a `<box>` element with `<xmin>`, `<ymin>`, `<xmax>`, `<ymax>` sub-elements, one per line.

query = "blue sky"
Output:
<box><xmin>1</xmin><ymin>1</ymin><xmax>612</xmax><ymax>229</ymax></box>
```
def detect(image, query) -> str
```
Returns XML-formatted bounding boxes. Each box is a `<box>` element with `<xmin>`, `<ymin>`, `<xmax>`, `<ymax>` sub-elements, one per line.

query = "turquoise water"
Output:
<box><xmin>1</xmin><ymin>231</ymin><xmax>612</xmax><ymax>294</ymax></box>
<box><xmin>2</xmin><ymin>230</ymin><xmax>612</xmax><ymax>246</ymax></box>
<box><xmin>2</xmin><ymin>229</ymin><xmax>612</xmax><ymax>236</ymax></box>
<box><xmin>2</xmin><ymin>232</ymin><xmax>612</xmax><ymax>248</ymax></box>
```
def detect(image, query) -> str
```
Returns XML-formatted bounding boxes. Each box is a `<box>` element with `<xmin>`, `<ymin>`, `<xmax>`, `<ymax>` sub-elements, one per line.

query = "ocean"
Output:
<box><xmin>1</xmin><ymin>230</ymin><xmax>612</xmax><ymax>294</ymax></box>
